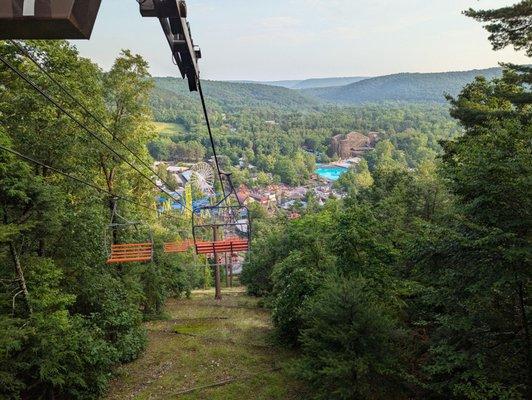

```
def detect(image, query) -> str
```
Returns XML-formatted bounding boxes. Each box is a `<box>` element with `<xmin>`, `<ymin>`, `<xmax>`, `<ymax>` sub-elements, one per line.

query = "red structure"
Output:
<box><xmin>164</xmin><ymin>239</ymin><xmax>194</xmax><ymax>254</ymax></box>
<box><xmin>106</xmin><ymin>243</ymin><xmax>153</xmax><ymax>264</ymax></box>
<box><xmin>195</xmin><ymin>238</ymin><xmax>249</xmax><ymax>255</ymax></box>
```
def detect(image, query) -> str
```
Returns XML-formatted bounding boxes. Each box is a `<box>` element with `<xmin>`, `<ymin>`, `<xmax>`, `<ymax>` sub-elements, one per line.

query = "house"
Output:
<box><xmin>329</xmin><ymin>131</ymin><xmax>378</xmax><ymax>158</ymax></box>
<box><xmin>236</xmin><ymin>185</ymin><xmax>251</xmax><ymax>205</ymax></box>
<box><xmin>250</xmin><ymin>194</ymin><xmax>270</xmax><ymax>206</ymax></box>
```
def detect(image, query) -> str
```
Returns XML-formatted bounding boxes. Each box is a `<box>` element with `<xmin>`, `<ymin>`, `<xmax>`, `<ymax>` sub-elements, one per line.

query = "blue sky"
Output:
<box><xmin>73</xmin><ymin>0</ymin><xmax>530</xmax><ymax>81</ymax></box>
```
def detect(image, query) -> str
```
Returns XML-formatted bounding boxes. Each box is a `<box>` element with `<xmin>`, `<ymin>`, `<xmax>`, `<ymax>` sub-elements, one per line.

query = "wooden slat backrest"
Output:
<box><xmin>164</xmin><ymin>239</ymin><xmax>193</xmax><ymax>253</ymax></box>
<box><xmin>195</xmin><ymin>238</ymin><xmax>249</xmax><ymax>255</ymax></box>
<box><xmin>107</xmin><ymin>242</ymin><xmax>153</xmax><ymax>264</ymax></box>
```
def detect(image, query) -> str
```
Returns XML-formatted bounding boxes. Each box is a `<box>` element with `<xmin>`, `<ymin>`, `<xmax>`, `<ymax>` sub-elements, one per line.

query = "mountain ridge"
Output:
<box><xmin>302</xmin><ymin>67</ymin><xmax>503</xmax><ymax>103</ymax></box>
<box><xmin>152</xmin><ymin>77</ymin><xmax>318</xmax><ymax>112</ymax></box>
<box><xmin>266</xmin><ymin>76</ymin><xmax>369</xmax><ymax>89</ymax></box>
<box><xmin>151</xmin><ymin>66</ymin><xmax>508</xmax><ymax>112</ymax></box>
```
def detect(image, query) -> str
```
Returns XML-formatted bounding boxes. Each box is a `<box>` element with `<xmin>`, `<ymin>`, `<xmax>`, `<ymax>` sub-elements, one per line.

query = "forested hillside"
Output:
<box><xmin>152</xmin><ymin>67</ymin><xmax>506</xmax><ymax>114</ymax></box>
<box><xmin>148</xmin><ymin>101</ymin><xmax>461</xmax><ymax>186</ymax></box>
<box><xmin>153</xmin><ymin>77</ymin><xmax>318</xmax><ymax>112</ymax></box>
<box><xmin>303</xmin><ymin>67</ymin><xmax>503</xmax><ymax>103</ymax></box>
<box><xmin>261</xmin><ymin>76</ymin><xmax>369</xmax><ymax>89</ymax></box>
<box><xmin>243</xmin><ymin>63</ymin><xmax>531</xmax><ymax>400</ymax></box>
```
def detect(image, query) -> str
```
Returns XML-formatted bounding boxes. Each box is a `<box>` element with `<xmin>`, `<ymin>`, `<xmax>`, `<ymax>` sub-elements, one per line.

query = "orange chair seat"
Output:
<box><xmin>164</xmin><ymin>239</ymin><xmax>193</xmax><ymax>253</ymax></box>
<box><xmin>195</xmin><ymin>238</ymin><xmax>249</xmax><ymax>255</ymax></box>
<box><xmin>107</xmin><ymin>243</ymin><xmax>153</xmax><ymax>264</ymax></box>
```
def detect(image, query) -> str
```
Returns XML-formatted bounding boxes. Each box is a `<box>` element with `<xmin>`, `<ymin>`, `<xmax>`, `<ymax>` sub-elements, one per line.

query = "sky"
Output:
<box><xmin>73</xmin><ymin>0</ymin><xmax>530</xmax><ymax>81</ymax></box>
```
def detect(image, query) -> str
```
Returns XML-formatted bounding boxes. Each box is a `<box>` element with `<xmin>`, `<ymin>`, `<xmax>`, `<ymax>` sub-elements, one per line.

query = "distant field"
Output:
<box><xmin>153</xmin><ymin>121</ymin><xmax>185</xmax><ymax>137</ymax></box>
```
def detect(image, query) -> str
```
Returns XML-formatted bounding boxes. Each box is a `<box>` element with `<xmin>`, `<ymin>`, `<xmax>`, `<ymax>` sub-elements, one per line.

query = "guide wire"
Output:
<box><xmin>0</xmin><ymin>52</ymin><xmax>192</xmax><ymax>213</ymax></box>
<box><xmin>0</xmin><ymin>144</ymin><xmax>156</xmax><ymax>213</ymax></box>
<box><xmin>8</xmin><ymin>39</ymin><xmax>189</xmax><ymax>211</ymax></box>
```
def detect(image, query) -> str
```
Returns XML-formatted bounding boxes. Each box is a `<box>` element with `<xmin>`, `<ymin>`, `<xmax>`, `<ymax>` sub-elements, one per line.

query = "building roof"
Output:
<box><xmin>345</xmin><ymin>131</ymin><xmax>369</xmax><ymax>142</ymax></box>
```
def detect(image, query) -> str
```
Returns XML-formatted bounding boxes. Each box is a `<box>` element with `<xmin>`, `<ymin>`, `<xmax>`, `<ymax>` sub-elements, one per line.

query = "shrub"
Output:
<box><xmin>295</xmin><ymin>278</ymin><xmax>408</xmax><ymax>400</ymax></box>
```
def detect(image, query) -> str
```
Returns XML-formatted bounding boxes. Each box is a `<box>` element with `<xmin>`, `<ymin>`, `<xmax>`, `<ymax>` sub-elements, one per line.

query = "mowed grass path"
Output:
<box><xmin>105</xmin><ymin>287</ymin><xmax>305</xmax><ymax>399</ymax></box>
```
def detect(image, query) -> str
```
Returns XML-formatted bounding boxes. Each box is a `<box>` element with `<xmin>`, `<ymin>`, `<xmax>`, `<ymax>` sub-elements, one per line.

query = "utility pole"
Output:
<box><xmin>224</xmin><ymin>253</ymin><xmax>229</xmax><ymax>287</ymax></box>
<box><xmin>229</xmin><ymin>255</ymin><xmax>234</xmax><ymax>288</ymax></box>
<box><xmin>213</xmin><ymin>226</ymin><xmax>222</xmax><ymax>300</ymax></box>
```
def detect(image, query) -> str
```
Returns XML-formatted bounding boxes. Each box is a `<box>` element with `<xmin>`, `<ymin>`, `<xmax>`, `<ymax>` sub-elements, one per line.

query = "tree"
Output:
<box><xmin>412</xmin><ymin>67</ymin><xmax>531</xmax><ymax>399</ymax></box>
<box><xmin>100</xmin><ymin>50</ymin><xmax>155</xmax><ymax>224</ymax></box>
<box><xmin>296</xmin><ymin>278</ymin><xmax>407</xmax><ymax>400</ymax></box>
<box><xmin>465</xmin><ymin>1</ymin><xmax>532</xmax><ymax>56</ymax></box>
<box><xmin>334</xmin><ymin>159</ymin><xmax>374</xmax><ymax>194</ymax></box>
<box><xmin>0</xmin><ymin>42</ymin><xmax>194</xmax><ymax>399</ymax></box>
<box><xmin>367</xmin><ymin>140</ymin><xmax>407</xmax><ymax>172</ymax></box>
<box><xmin>274</xmin><ymin>156</ymin><xmax>299</xmax><ymax>185</ymax></box>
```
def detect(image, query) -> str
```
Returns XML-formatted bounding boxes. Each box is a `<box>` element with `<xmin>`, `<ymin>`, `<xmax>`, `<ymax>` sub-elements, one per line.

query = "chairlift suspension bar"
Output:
<box><xmin>139</xmin><ymin>1</ymin><xmax>227</xmax><ymax>201</ymax></box>
<box><xmin>197</xmin><ymin>79</ymin><xmax>227</xmax><ymax>200</ymax></box>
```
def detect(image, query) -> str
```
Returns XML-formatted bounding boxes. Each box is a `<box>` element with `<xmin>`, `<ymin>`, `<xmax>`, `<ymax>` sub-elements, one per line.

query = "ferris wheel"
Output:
<box><xmin>190</xmin><ymin>162</ymin><xmax>215</xmax><ymax>196</ymax></box>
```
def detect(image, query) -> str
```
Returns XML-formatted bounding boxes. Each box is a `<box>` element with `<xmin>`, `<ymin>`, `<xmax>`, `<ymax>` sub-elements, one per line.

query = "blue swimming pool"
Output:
<box><xmin>315</xmin><ymin>165</ymin><xmax>348</xmax><ymax>181</ymax></box>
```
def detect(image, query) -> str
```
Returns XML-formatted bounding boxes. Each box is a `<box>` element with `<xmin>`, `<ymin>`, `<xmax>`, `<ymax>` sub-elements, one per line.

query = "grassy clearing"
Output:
<box><xmin>105</xmin><ymin>287</ymin><xmax>306</xmax><ymax>400</ymax></box>
<box><xmin>153</xmin><ymin>121</ymin><xmax>185</xmax><ymax>137</ymax></box>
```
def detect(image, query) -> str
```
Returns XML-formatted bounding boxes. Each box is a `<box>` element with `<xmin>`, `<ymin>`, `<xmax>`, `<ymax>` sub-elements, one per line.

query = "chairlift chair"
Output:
<box><xmin>163</xmin><ymin>238</ymin><xmax>194</xmax><ymax>254</ymax></box>
<box><xmin>0</xmin><ymin>0</ymin><xmax>102</xmax><ymax>39</ymax></box>
<box><xmin>107</xmin><ymin>241</ymin><xmax>153</xmax><ymax>264</ymax></box>
<box><xmin>105</xmin><ymin>206</ymin><xmax>154</xmax><ymax>264</ymax></box>
<box><xmin>192</xmin><ymin>172</ymin><xmax>251</xmax><ymax>257</ymax></box>
<box><xmin>195</xmin><ymin>237</ymin><xmax>249</xmax><ymax>255</ymax></box>
<box><xmin>192</xmin><ymin>205</ymin><xmax>251</xmax><ymax>256</ymax></box>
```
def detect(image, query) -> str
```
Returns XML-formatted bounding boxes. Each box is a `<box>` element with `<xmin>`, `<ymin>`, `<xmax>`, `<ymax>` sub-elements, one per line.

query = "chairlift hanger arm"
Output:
<box><xmin>140</xmin><ymin>0</ymin><xmax>201</xmax><ymax>91</ymax></box>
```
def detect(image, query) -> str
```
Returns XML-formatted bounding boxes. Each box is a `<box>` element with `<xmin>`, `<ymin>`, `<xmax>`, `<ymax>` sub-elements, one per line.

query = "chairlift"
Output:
<box><xmin>105</xmin><ymin>203</ymin><xmax>153</xmax><ymax>265</ymax></box>
<box><xmin>195</xmin><ymin>237</ymin><xmax>250</xmax><ymax>255</ymax></box>
<box><xmin>192</xmin><ymin>174</ymin><xmax>251</xmax><ymax>257</ymax></box>
<box><xmin>163</xmin><ymin>239</ymin><xmax>193</xmax><ymax>254</ymax></box>
<box><xmin>0</xmin><ymin>0</ymin><xmax>102</xmax><ymax>39</ymax></box>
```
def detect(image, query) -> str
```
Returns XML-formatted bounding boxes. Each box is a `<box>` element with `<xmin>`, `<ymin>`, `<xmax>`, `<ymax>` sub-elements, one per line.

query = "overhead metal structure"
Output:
<box><xmin>105</xmin><ymin>202</ymin><xmax>154</xmax><ymax>265</ymax></box>
<box><xmin>139</xmin><ymin>0</ymin><xmax>201</xmax><ymax>91</ymax></box>
<box><xmin>0</xmin><ymin>0</ymin><xmax>102</xmax><ymax>39</ymax></box>
<box><xmin>192</xmin><ymin>173</ymin><xmax>251</xmax><ymax>259</ymax></box>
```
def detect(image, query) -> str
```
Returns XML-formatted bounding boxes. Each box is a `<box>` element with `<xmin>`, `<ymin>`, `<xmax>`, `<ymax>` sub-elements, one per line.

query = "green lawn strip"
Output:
<box><xmin>177</xmin><ymin>369</ymin><xmax>304</xmax><ymax>400</ymax></box>
<box><xmin>105</xmin><ymin>288</ymin><xmax>304</xmax><ymax>400</ymax></box>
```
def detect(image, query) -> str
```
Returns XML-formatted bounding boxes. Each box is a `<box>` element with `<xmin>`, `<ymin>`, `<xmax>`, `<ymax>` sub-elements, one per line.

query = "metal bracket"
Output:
<box><xmin>140</xmin><ymin>0</ymin><xmax>201</xmax><ymax>91</ymax></box>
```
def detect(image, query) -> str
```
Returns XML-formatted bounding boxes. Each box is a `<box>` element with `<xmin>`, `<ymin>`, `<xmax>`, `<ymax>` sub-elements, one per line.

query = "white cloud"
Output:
<box><xmin>260</xmin><ymin>16</ymin><xmax>301</xmax><ymax>30</ymax></box>
<box><xmin>237</xmin><ymin>15</ymin><xmax>311</xmax><ymax>45</ymax></box>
